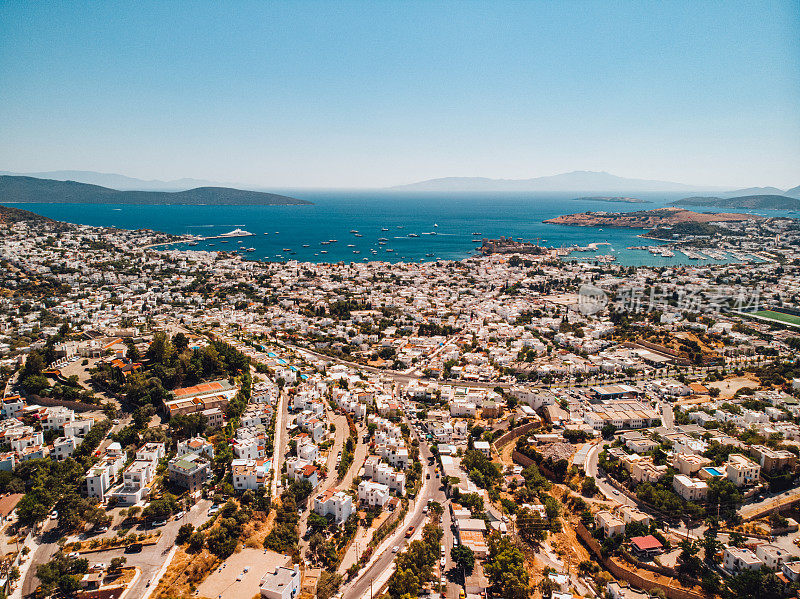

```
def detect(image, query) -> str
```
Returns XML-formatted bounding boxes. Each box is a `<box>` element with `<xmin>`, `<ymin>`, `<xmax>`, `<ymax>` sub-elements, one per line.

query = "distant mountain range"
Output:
<box><xmin>0</xmin><ymin>176</ymin><xmax>311</xmax><ymax>206</ymax></box>
<box><xmin>391</xmin><ymin>171</ymin><xmax>728</xmax><ymax>192</ymax></box>
<box><xmin>676</xmin><ymin>194</ymin><xmax>800</xmax><ymax>210</ymax></box>
<box><xmin>0</xmin><ymin>170</ymin><xmax>228</xmax><ymax>191</ymax></box>
<box><xmin>2</xmin><ymin>168</ymin><xmax>798</xmax><ymax>197</ymax></box>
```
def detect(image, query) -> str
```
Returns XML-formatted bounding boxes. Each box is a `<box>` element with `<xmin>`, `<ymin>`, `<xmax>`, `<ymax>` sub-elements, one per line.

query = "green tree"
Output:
<box><xmin>485</xmin><ymin>533</ymin><xmax>529</xmax><ymax>599</ymax></box>
<box><xmin>724</xmin><ymin>567</ymin><xmax>785</xmax><ymax>599</ymax></box>
<box><xmin>451</xmin><ymin>544</ymin><xmax>475</xmax><ymax>575</ymax></box>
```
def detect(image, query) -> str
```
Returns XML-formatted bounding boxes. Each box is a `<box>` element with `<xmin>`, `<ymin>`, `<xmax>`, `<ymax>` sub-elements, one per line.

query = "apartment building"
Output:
<box><xmin>232</xmin><ymin>458</ymin><xmax>270</xmax><ymax>491</ymax></box>
<box><xmin>726</xmin><ymin>454</ymin><xmax>761</xmax><ymax>487</ymax></box>
<box><xmin>358</xmin><ymin>480</ymin><xmax>390</xmax><ymax>507</ymax></box>
<box><xmin>168</xmin><ymin>453</ymin><xmax>210</xmax><ymax>492</ymax></box>
<box><xmin>673</xmin><ymin>475</ymin><xmax>709</xmax><ymax>501</ymax></box>
<box><xmin>313</xmin><ymin>488</ymin><xmax>354</xmax><ymax>524</ymax></box>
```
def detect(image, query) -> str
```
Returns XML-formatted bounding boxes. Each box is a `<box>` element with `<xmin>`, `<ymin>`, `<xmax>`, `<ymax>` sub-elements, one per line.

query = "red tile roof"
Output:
<box><xmin>631</xmin><ymin>535</ymin><xmax>663</xmax><ymax>551</ymax></box>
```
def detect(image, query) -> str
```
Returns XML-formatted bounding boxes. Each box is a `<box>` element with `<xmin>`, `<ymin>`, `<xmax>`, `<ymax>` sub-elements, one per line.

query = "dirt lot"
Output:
<box><xmin>705</xmin><ymin>375</ymin><xmax>760</xmax><ymax>399</ymax></box>
<box><xmin>196</xmin><ymin>548</ymin><xmax>289</xmax><ymax>599</ymax></box>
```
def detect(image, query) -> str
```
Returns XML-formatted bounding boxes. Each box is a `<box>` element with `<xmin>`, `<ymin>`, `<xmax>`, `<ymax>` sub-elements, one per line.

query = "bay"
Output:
<box><xmin>8</xmin><ymin>191</ymin><xmax>778</xmax><ymax>266</ymax></box>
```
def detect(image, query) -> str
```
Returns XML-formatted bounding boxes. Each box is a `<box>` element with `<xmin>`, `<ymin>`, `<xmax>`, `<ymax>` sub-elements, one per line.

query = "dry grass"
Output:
<box><xmin>153</xmin><ymin>547</ymin><xmax>220</xmax><ymax>599</ymax></box>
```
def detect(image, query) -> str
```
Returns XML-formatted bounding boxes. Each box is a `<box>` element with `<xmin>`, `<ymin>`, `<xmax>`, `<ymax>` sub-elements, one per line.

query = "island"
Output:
<box><xmin>572</xmin><ymin>196</ymin><xmax>650</xmax><ymax>204</ymax></box>
<box><xmin>543</xmin><ymin>207</ymin><xmax>762</xmax><ymax>229</ymax></box>
<box><xmin>0</xmin><ymin>175</ymin><xmax>312</xmax><ymax>205</ymax></box>
<box><xmin>479</xmin><ymin>237</ymin><xmax>548</xmax><ymax>255</ymax></box>
<box><xmin>675</xmin><ymin>194</ymin><xmax>800</xmax><ymax>210</ymax></box>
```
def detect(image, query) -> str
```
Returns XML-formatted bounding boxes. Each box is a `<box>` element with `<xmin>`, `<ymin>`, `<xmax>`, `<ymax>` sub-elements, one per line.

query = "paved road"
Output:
<box><xmin>287</xmin><ymin>344</ymin><xmax>509</xmax><ymax>390</ymax></box>
<box><xmin>20</xmin><ymin>522</ymin><xmax>61</xmax><ymax>598</ymax></box>
<box><xmin>271</xmin><ymin>389</ymin><xmax>288</xmax><ymax>498</ymax></box>
<box><xmin>584</xmin><ymin>440</ymin><xmax>630</xmax><ymax>505</ymax></box>
<box><xmin>81</xmin><ymin>499</ymin><xmax>212</xmax><ymax>599</ymax></box>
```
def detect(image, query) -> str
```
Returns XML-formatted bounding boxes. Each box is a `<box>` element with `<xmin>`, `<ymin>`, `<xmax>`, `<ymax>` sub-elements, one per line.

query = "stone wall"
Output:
<box><xmin>492</xmin><ymin>421</ymin><xmax>539</xmax><ymax>452</ymax></box>
<box><xmin>574</xmin><ymin>522</ymin><xmax>708</xmax><ymax>599</ymax></box>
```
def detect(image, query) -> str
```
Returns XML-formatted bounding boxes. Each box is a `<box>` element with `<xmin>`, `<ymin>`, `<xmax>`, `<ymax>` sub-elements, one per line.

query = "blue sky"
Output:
<box><xmin>1</xmin><ymin>1</ymin><xmax>798</xmax><ymax>188</ymax></box>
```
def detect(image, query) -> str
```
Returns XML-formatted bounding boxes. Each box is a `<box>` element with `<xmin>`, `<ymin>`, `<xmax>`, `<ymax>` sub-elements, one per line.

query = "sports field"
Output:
<box><xmin>751</xmin><ymin>310</ymin><xmax>800</xmax><ymax>326</ymax></box>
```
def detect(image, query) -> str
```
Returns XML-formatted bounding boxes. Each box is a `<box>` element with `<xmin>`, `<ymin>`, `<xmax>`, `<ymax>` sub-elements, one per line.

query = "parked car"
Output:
<box><xmin>152</xmin><ymin>519</ymin><xmax>167</xmax><ymax>527</ymax></box>
<box><xmin>406</xmin><ymin>526</ymin><xmax>415</xmax><ymax>538</ymax></box>
<box><xmin>392</xmin><ymin>546</ymin><xmax>400</xmax><ymax>553</ymax></box>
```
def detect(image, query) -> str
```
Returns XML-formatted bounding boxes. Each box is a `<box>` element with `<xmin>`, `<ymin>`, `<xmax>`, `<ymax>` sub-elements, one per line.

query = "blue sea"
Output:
<box><xmin>10</xmin><ymin>191</ymin><xmax>780</xmax><ymax>266</ymax></box>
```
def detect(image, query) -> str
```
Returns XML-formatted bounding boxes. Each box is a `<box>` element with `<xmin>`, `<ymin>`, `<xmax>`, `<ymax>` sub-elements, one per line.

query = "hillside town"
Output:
<box><xmin>3</xmin><ymin>208</ymin><xmax>800</xmax><ymax>599</ymax></box>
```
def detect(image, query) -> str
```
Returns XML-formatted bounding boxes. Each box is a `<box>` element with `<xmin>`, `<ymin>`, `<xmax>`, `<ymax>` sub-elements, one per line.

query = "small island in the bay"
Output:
<box><xmin>675</xmin><ymin>194</ymin><xmax>800</xmax><ymax>210</ymax></box>
<box><xmin>572</xmin><ymin>196</ymin><xmax>650</xmax><ymax>204</ymax></box>
<box><xmin>543</xmin><ymin>207</ymin><xmax>762</xmax><ymax>228</ymax></box>
<box><xmin>0</xmin><ymin>175</ymin><xmax>312</xmax><ymax>206</ymax></box>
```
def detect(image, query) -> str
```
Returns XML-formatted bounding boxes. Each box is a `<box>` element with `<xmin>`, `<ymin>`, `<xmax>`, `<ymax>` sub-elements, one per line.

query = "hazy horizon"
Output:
<box><xmin>1</xmin><ymin>1</ymin><xmax>799</xmax><ymax>188</ymax></box>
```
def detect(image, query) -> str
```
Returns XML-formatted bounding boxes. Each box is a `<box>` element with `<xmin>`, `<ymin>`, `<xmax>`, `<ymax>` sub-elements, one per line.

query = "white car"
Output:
<box><xmin>440</xmin><ymin>556</ymin><xmax>446</xmax><ymax>567</ymax></box>
<box><xmin>392</xmin><ymin>546</ymin><xmax>400</xmax><ymax>553</ymax></box>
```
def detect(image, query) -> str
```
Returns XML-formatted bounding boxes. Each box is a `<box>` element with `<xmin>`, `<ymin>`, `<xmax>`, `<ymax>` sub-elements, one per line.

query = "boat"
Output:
<box><xmin>221</xmin><ymin>240</ymin><xmax>229</xmax><ymax>243</ymax></box>
<box><xmin>381</xmin><ymin>227</ymin><xmax>389</xmax><ymax>231</ymax></box>
<box><xmin>354</xmin><ymin>233</ymin><xmax>363</xmax><ymax>237</ymax></box>
<box><xmin>208</xmin><ymin>243</ymin><xmax>215</xmax><ymax>246</ymax></box>
<box><xmin>378</xmin><ymin>241</ymin><xmax>387</xmax><ymax>245</ymax></box>
<box><xmin>347</xmin><ymin>244</ymin><xmax>355</xmax><ymax>247</ymax></box>
<box><xmin>283</xmin><ymin>248</ymin><xmax>291</xmax><ymax>252</ymax></box>
<box><xmin>425</xmin><ymin>253</ymin><xmax>434</xmax><ymax>257</ymax></box>
<box><xmin>386</xmin><ymin>248</ymin><xmax>394</xmax><ymax>252</ymax></box>
<box><xmin>320</xmin><ymin>250</ymin><xmax>327</xmax><ymax>254</ymax></box>
<box><xmin>408</xmin><ymin>233</ymin><xmax>419</xmax><ymax>238</ymax></box>
<box><xmin>353</xmin><ymin>250</ymin><xmax>360</xmax><ymax>254</ymax></box>
<box><xmin>188</xmin><ymin>242</ymin><xmax>198</xmax><ymax>246</ymax></box>
<box><xmin>219</xmin><ymin>228</ymin><xmax>254</xmax><ymax>237</ymax></box>
<box><xmin>246</xmin><ymin>248</ymin><xmax>255</xmax><ymax>252</ymax></box>
<box><xmin>302</xmin><ymin>244</ymin><xmax>310</xmax><ymax>247</ymax></box>
<box><xmin>378</xmin><ymin>237</ymin><xmax>388</xmax><ymax>242</ymax></box>
<box><xmin>264</xmin><ymin>232</ymin><xmax>269</xmax><ymax>235</ymax></box>
<box><xmin>472</xmin><ymin>239</ymin><xmax>482</xmax><ymax>243</ymax></box>
<box><xmin>350</xmin><ymin>229</ymin><xmax>359</xmax><ymax>233</ymax></box>
<box><xmin>434</xmin><ymin>223</ymin><xmax>438</xmax><ymax>227</ymax></box>
<box><xmin>329</xmin><ymin>239</ymin><xmax>338</xmax><ymax>243</ymax></box>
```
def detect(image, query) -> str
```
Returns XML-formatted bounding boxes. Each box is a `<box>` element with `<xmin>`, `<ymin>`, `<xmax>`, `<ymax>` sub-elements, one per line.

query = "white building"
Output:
<box><xmin>723</xmin><ymin>546</ymin><xmax>763</xmax><ymax>574</ymax></box>
<box><xmin>358</xmin><ymin>480</ymin><xmax>390</xmax><ymax>507</ymax></box>
<box><xmin>672</xmin><ymin>475</ymin><xmax>708</xmax><ymax>501</ymax></box>
<box><xmin>260</xmin><ymin>564</ymin><xmax>300</xmax><ymax>599</ymax></box>
<box><xmin>726</xmin><ymin>454</ymin><xmax>761</xmax><ymax>487</ymax></box>
<box><xmin>313</xmin><ymin>488</ymin><xmax>354</xmax><ymax>524</ymax></box>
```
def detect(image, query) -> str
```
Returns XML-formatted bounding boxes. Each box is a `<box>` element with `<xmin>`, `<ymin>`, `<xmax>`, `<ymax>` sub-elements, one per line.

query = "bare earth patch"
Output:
<box><xmin>706</xmin><ymin>375</ymin><xmax>760</xmax><ymax>399</ymax></box>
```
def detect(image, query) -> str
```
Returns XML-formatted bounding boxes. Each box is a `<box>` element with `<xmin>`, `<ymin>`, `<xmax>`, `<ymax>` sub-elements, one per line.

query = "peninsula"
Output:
<box><xmin>675</xmin><ymin>194</ymin><xmax>800</xmax><ymax>210</ymax></box>
<box><xmin>543</xmin><ymin>207</ymin><xmax>762</xmax><ymax>229</ymax></box>
<box><xmin>0</xmin><ymin>175</ymin><xmax>312</xmax><ymax>206</ymax></box>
